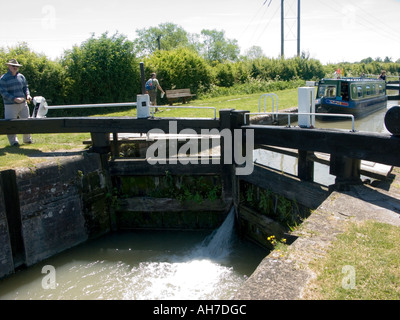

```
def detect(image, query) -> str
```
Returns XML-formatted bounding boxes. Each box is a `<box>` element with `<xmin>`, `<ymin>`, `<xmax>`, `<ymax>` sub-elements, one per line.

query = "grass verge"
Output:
<box><xmin>0</xmin><ymin>88</ymin><xmax>299</xmax><ymax>170</ymax></box>
<box><xmin>303</xmin><ymin>220</ymin><xmax>400</xmax><ymax>300</ymax></box>
<box><xmin>100</xmin><ymin>88</ymin><xmax>300</xmax><ymax>118</ymax></box>
<box><xmin>0</xmin><ymin>133</ymin><xmax>90</xmax><ymax>170</ymax></box>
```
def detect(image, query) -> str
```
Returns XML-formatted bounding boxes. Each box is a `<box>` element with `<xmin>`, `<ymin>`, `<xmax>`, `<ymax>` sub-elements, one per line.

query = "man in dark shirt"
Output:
<box><xmin>378</xmin><ymin>70</ymin><xmax>387</xmax><ymax>81</ymax></box>
<box><xmin>0</xmin><ymin>59</ymin><xmax>32</xmax><ymax>146</ymax></box>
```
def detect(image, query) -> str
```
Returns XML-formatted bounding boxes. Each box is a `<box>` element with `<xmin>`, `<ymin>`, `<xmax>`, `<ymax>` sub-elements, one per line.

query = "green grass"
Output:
<box><xmin>0</xmin><ymin>88</ymin><xmax>299</xmax><ymax>170</ymax></box>
<box><xmin>0</xmin><ymin>133</ymin><xmax>90</xmax><ymax>170</ymax></box>
<box><xmin>303</xmin><ymin>220</ymin><xmax>400</xmax><ymax>300</ymax></box>
<box><xmin>101</xmin><ymin>88</ymin><xmax>299</xmax><ymax>119</ymax></box>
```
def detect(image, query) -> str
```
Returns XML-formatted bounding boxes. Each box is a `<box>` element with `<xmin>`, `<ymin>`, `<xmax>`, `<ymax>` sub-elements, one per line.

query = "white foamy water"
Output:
<box><xmin>123</xmin><ymin>209</ymin><xmax>240</xmax><ymax>300</ymax></box>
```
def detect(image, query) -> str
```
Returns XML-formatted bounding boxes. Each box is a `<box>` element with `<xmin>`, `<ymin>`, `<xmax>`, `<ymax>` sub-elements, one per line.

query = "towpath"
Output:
<box><xmin>235</xmin><ymin>167</ymin><xmax>400</xmax><ymax>300</ymax></box>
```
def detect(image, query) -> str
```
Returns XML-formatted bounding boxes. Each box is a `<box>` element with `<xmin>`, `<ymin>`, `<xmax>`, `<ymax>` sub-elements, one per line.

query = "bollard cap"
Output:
<box><xmin>384</xmin><ymin>106</ymin><xmax>400</xmax><ymax>136</ymax></box>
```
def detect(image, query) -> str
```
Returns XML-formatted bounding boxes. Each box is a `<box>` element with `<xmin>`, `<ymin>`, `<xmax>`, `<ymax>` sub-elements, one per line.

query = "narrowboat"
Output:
<box><xmin>315</xmin><ymin>78</ymin><xmax>387</xmax><ymax>119</ymax></box>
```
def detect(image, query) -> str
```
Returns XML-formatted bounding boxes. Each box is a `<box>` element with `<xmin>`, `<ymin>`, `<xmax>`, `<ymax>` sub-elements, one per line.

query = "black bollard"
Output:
<box><xmin>384</xmin><ymin>106</ymin><xmax>400</xmax><ymax>136</ymax></box>
<box><xmin>140</xmin><ymin>62</ymin><xmax>146</xmax><ymax>94</ymax></box>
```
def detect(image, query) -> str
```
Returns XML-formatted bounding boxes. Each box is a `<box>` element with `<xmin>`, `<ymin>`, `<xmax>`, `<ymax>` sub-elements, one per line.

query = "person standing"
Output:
<box><xmin>0</xmin><ymin>59</ymin><xmax>32</xmax><ymax>146</ymax></box>
<box><xmin>146</xmin><ymin>72</ymin><xmax>165</xmax><ymax>112</ymax></box>
<box><xmin>378</xmin><ymin>70</ymin><xmax>387</xmax><ymax>81</ymax></box>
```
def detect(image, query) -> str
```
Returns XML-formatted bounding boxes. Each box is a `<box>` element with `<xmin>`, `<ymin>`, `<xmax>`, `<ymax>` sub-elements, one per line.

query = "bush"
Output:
<box><xmin>0</xmin><ymin>34</ymin><xmax>339</xmax><ymax>119</ymax></box>
<box><xmin>243</xmin><ymin>56</ymin><xmax>325</xmax><ymax>82</ymax></box>
<box><xmin>143</xmin><ymin>47</ymin><xmax>213</xmax><ymax>98</ymax></box>
<box><xmin>0</xmin><ymin>43</ymin><xmax>65</xmax><ymax>118</ymax></box>
<box><xmin>324</xmin><ymin>61</ymin><xmax>400</xmax><ymax>78</ymax></box>
<box><xmin>198</xmin><ymin>78</ymin><xmax>305</xmax><ymax>99</ymax></box>
<box><xmin>61</xmin><ymin>32</ymin><xmax>141</xmax><ymax>106</ymax></box>
<box><xmin>213</xmin><ymin>63</ymin><xmax>235</xmax><ymax>87</ymax></box>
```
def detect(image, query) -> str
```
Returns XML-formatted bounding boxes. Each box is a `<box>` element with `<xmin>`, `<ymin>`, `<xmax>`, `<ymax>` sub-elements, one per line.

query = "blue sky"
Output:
<box><xmin>0</xmin><ymin>0</ymin><xmax>399</xmax><ymax>64</ymax></box>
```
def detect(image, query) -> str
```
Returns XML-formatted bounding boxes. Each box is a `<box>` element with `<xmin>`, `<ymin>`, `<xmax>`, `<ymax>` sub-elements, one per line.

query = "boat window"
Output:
<box><xmin>357</xmin><ymin>86</ymin><xmax>363</xmax><ymax>98</ymax></box>
<box><xmin>373</xmin><ymin>84</ymin><xmax>379</xmax><ymax>95</ymax></box>
<box><xmin>351</xmin><ymin>85</ymin><xmax>357</xmax><ymax>99</ymax></box>
<box><xmin>318</xmin><ymin>85</ymin><xmax>336</xmax><ymax>98</ymax></box>
<box><xmin>351</xmin><ymin>82</ymin><xmax>384</xmax><ymax>100</ymax></box>
<box><xmin>351</xmin><ymin>84</ymin><xmax>364</xmax><ymax>100</ymax></box>
<box><xmin>341</xmin><ymin>82</ymin><xmax>349</xmax><ymax>101</ymax></box>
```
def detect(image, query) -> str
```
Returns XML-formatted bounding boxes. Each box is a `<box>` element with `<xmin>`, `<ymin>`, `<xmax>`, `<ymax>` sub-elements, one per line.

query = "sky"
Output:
<box><xmin>0</xmin><ymin>0</ymin><xmax>399</xmax><ymax>64</ymax></box>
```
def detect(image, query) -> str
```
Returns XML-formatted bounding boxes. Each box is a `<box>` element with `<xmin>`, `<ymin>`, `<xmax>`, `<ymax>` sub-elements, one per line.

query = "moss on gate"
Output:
<box><xmin>119</xmin><ymin>172</ymin><xmax>223</xmax><ymax>204</ymax></box>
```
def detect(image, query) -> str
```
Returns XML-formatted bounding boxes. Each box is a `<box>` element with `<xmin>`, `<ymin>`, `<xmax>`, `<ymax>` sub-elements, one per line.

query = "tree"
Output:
<box><xmin>200</xmin><ymin>29</ymin><xmax>240</xmax><ymax>63</ymax></box>
<box><xmin>384</xmin><ymin>56</ymin><xmax>392</xmax><ymax>63</ymax></box>
<box><xmin>360</xmin><ymin>57</ymin><xmax>374</xmax><ymax>64</ymax></box>
<box><xmin>133</xmin><ymin>23</ymin><xmax>192</xmax><ymax>57</ymax></box>
<box><xmin>295</xmin><ymin>56</ymin><xmax>325</xmax><ymax>80</ymax></box>
<box><xmin>144</xmin><ymin>48</ymin><xmax>212</xmax><ymax>94</ymax></box>
<box><xmin>243</xmin><ymin>46</ymin><xmax>265</xmax><ymax>60</ymax></box>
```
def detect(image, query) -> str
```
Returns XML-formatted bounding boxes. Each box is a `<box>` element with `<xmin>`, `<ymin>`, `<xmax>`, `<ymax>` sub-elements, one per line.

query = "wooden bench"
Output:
<box><xmin>165</xmin><ymin>88</ymin><xmax>196</xmax><ymax>105</ymax></box>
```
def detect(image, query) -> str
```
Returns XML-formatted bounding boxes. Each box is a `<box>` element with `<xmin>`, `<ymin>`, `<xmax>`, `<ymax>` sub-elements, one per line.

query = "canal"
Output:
<box><xmin>0</xmin><ymin>209</ymin><xmax>266</xmax><ymax>300</ymax></box>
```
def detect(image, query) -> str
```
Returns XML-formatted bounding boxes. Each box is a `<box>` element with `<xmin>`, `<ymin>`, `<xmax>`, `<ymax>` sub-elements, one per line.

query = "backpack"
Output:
<box><xmin>145</xmin><ymin>79</ymin><xmax>155</xmax><ymax>91</ymax></box>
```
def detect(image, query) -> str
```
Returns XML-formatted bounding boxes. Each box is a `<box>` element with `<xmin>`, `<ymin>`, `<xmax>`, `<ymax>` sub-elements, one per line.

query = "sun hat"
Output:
<box><xmin>5</xmin><ymin>59</ymin><xmax>22</xmax><ymax>67</ymax></box>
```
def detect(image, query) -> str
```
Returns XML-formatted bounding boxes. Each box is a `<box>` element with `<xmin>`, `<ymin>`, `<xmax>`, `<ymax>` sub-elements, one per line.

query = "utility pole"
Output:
<box><xmin>297</xmin><ymin>0</ymin><xmax>301</xmax><ymax>57</ymax></box>
<box><xmin>157</xmin><ymin>35</ymin><xmax>161</xmax><ymax>50</ymax></box>
<box><xmin>281</xmin><ymin>0</ymin><xmax>301</xmax><ymax>58</ymax></box>
<box><xmin>281</xmin><ymin>0</ymin><xmax>284</xmax><ymax>58</ymax></box>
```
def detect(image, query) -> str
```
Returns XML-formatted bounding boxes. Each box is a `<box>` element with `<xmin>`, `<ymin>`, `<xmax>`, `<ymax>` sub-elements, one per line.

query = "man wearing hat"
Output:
<box><xmin>0</xmin><ymin>59</ymin><xmax>32</xmax><ymax>146</ymax></box>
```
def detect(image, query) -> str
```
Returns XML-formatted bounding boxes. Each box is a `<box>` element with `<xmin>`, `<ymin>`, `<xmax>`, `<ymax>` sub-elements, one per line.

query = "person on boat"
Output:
<box><xmin>0</xmin><ymin>59</ymin><xmax>33</xmax><ymax>146</ymax></box>
<box><xmin>378</xmin><ymin>70</ymin><xmax>387</xmax><ymax>81</ymax></box>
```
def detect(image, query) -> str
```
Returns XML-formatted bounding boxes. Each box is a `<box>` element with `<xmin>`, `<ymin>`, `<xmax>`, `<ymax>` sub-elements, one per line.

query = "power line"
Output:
<box><xmin>238</xmin><ymin>1</ymin><xmax>269</xmax><ymax>42</ymax></box>
<box><xmin>319</xmin><ymin>0</ymin><xmax>400</xmax><ymax>44</ymax></box>
<box><xmin>239</xmin><ymin>0</ymin><xmax>282</xmax><ymax>51</ymax></box>
<box><xmin>248</xmin><ymin>2</ymin><xmax>276</xmax><ymax>44</ymax></box>
<box><xmin>351</xmin><ymin>2</ymin><xmax>398</xmax><ymax>39</ymax></box>
<box><xmin>254</xmin><ymin>3</ymin><xmax>281</xmax><ymax>44</ymax></box>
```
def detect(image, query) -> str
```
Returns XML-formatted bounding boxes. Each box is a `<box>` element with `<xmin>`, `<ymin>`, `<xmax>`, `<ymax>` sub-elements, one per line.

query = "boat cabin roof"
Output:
<box><xmin>319</xmin><ymin>78</ymin><xmax>385</xmax><ymax>85</ymax></box>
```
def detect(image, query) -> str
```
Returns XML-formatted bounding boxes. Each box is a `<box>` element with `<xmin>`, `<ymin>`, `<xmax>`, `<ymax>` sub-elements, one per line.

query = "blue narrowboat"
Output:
<box><xmin>315</xmin><ymin>78</ymin><xmax>387</xmax><ymax>118</ymax></box>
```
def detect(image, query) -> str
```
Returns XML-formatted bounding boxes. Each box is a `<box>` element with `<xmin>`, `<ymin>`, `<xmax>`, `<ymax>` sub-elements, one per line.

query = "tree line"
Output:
<box><xmin>0</xmin><ymin>24</ymin><xmax>399</xmax><ymax>117</ymax></box>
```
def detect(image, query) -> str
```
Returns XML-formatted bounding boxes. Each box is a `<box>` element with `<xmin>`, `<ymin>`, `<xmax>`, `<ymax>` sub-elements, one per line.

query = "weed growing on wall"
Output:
<box><xmin>240</xmin><ymin>181</ymin><xmax>311</xmax><ymax>229</ymax></box>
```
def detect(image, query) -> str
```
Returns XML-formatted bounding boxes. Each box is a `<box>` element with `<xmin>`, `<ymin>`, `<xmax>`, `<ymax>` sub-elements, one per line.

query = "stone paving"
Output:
<box><xmin>235</xmin><ymin>168</ymin><xmax>400</xmax><ymax>300</ymax></box>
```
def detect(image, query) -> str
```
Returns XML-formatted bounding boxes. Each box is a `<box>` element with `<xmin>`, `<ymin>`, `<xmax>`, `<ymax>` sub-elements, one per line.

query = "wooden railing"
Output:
<box><xmin>1</xmin><ymin>109</ymin><xmax>400</xmax><ymax>199</ymax></box>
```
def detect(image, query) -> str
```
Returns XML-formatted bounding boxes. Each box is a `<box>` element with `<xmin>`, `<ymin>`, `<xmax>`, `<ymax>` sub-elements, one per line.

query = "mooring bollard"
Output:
<box><xmin>140</xmin><ymin>62</ymin><xmax>146</xmax><ymax>95</ymax></box>
<box><xmin>384</xmin><ymin>106</ymin><xmax>400</xmax><ymax>136</ymax></box>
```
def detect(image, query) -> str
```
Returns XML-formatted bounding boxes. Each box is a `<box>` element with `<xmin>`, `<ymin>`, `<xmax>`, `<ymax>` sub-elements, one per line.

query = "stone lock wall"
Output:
<box><xmin>0</xmin><ymin>153</ymin><xmax>111</xmax><ymax>278</ymax></box>
<box><xmin>0</xmin><ymin>179</ymin><xmax>13</xmax><ymax>278</ymax></box>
